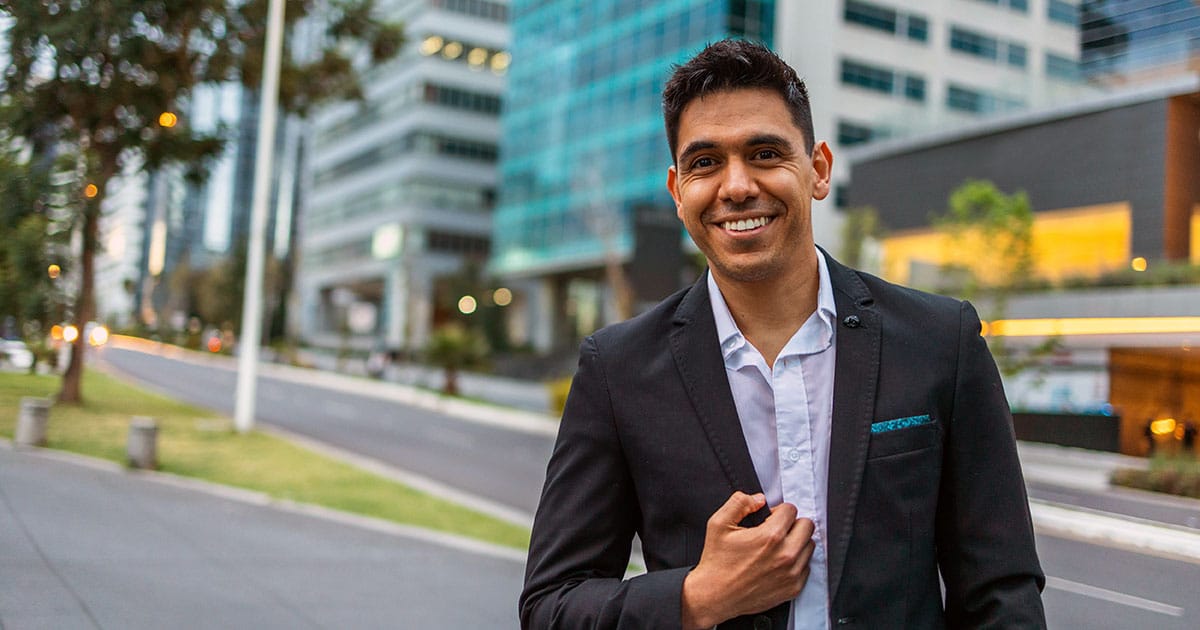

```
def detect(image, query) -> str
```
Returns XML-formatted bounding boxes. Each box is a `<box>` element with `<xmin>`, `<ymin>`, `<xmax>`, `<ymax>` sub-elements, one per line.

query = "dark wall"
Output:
<box><xmin>849</xmin><ymin>99</ymin><xmax>1169</xmax><ymax>257</ymax></box>
<box><xmin>1012</xmin><ymin>412</ymin><xmax>1122</xmax><ymax>453</ymax></box>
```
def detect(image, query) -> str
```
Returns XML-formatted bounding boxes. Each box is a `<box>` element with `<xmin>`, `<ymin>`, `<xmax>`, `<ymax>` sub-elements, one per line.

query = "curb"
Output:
<box><xmin>1030</xmin><ymin>499</ymin><xmax>1200</xmax><ymax>564</ymax></box>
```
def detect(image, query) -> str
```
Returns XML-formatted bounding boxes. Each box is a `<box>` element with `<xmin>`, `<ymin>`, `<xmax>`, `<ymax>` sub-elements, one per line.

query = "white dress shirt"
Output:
<box><xmin>706</xmin><ymin>249</ymin><xmax>837</xmax><ymax>630</ymax></box>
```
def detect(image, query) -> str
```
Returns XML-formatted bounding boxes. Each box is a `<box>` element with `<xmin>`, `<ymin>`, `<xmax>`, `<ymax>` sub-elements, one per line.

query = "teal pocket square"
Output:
<box><xmin>871</xmin><ymin>414</ymin><xmax>932</xmax><ymax>433</ymax></box>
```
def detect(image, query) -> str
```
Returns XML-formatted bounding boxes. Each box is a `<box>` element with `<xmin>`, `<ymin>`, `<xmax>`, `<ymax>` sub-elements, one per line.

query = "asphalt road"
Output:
<box><xmin>94</xmin><ymin>343</ymin><xmax>1200</xmax><ymax>627</ymax></box>
<box><xmin>98</xmin><ymin>345</ymin><xmax>555</xmax><ymax>516</ymax></box>
<box><xmin>1038</xmin><ymin>533</ymin><xmax>1198</xmax><ymax>629</ymax></box>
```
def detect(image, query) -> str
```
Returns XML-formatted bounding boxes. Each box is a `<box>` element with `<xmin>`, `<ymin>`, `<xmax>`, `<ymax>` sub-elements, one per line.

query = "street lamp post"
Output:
<box><xmin>234</xmin><ymin>0</ymin><xmax>285</xmax><ymax>434</ymax></box>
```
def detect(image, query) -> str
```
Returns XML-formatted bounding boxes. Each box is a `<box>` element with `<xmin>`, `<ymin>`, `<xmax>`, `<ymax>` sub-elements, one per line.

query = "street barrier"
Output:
<box><xmin>15</xmin><ymin>397</ymin><xmax>50</xmax><ymax>447</ymax></box>
<box><xmin>127</xmin><ymin>416</ymin><xmax>158</xmax><ymax>469</ymax></box>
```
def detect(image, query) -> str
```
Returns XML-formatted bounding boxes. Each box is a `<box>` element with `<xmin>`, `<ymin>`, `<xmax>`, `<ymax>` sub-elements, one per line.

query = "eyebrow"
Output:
<box><xmin>677</xmin><ymin>140</ymin><xmax>717</xmax><ymax>166</ymax></box>
<box><xmin>677</xmin><ymin>134</ymin><xmax>797</xmax><ymax>165</ymax></box>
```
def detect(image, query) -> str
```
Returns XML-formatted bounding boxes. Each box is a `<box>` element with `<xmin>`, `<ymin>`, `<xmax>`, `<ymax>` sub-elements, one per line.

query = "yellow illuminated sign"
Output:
<box><xmin>986</xmin><ymin>317</ymin><xmax>1200</xmax><ymax>337</ymax></box>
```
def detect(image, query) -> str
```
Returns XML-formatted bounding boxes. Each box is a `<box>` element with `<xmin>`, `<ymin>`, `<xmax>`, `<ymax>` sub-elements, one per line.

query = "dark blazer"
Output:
<box><xmin>520</xmin><ymin>252</ymin><xmax>1046</xmax><ymax>629</ymax></box>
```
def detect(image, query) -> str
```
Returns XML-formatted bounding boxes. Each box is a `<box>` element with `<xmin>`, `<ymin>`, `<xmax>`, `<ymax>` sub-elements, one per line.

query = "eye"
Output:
<box><xmin>689</xmin><ymin>156</ymin><xmax>716</xmax><ymax>170</ymax></box>
<box><xmin>752</xmin><ymin>149</ymin><xmax>779</xmax><ymax>160</ymax></box>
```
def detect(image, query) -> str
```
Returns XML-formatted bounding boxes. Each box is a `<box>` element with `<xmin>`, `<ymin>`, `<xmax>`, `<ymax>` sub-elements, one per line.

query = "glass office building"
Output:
<box><xmin>492</xmin><ymin>0</ymin><xmax>773</xmax><ymax>349</ymax></box>
<box><xmin>1081</xmin><ymin>0</ymin><xmax>1200</xmax><ymax>80</ymax></box>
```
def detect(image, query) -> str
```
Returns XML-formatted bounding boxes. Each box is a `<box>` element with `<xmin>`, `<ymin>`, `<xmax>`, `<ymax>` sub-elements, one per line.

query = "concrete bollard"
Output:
<box><xmin>127</xmin><ymin>416</ymin><xmax>159</xmax><ymax>470</ymax></box>
<box><xmin>15</xmin><ymin>397</ymin><xmax>51</xmax><ymax>447</ymax></box>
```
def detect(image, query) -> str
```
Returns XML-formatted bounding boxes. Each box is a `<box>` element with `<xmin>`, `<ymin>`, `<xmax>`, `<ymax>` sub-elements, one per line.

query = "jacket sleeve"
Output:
<box><xmin>520</xmin><ymin>335</ymin><xmax>691</xmax><ymax>629</ymax></box>
<box><xmin>936</xmin><ymin>301</ymin><xmax>1047</xmax><ymax>628</ymax></box>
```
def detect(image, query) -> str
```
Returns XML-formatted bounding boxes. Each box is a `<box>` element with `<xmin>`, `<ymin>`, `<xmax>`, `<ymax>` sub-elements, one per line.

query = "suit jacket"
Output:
<box><xmin>520</xmin><ymin>252</ymin><xmax>1046</xmax><ymax>629</ymax></box>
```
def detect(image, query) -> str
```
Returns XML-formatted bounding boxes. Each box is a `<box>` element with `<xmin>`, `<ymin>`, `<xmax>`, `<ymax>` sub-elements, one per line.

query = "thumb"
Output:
<box><xmin>710</xmin><ymin>491</ymin><xmax>766</xmax><ymax>528</ymax></box>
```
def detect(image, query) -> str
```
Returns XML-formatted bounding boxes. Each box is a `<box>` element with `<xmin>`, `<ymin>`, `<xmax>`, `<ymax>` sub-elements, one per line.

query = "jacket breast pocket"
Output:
<box><xmin>867</xmin><ymin>422</ymin><xmax>940</xmax><ymax>460</ymax></box>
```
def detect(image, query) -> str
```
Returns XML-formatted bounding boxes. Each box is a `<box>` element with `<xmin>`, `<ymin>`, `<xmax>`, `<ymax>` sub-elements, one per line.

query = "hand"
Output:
<box><xmin>680</xmin><ymin>492</ymin><xmax>815</xmax><ymax>630</ymax></box>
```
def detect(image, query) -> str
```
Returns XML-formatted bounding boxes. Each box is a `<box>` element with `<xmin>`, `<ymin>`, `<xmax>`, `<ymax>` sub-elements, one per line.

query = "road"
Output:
<box><xmin>98</xmin><ymin>344</ymin><xmax>554</xmax><ymax>516</ymax></box>
<box><xmin>95</xmin><ymin>343</ymin><xmax>1200</xmax><ymax>628</ymax></box>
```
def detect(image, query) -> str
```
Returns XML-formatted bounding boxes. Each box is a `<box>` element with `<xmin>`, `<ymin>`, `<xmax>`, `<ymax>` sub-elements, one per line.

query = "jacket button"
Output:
<box><xmin>752</xmin><ymin>615</ymin><xmax>772</xmax><ymax>630</ymax></box>
<box><xmin>842</xmin><ymin>315</ymin><xmax>861</xmax><ymax>328</ymax></box>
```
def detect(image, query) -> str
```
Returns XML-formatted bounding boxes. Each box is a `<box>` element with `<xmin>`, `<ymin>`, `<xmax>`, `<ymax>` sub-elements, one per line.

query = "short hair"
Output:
<box><xmin>662</xmin><ymin>39</ymin><xmax>815</xmax><ymax>161</ymax></box>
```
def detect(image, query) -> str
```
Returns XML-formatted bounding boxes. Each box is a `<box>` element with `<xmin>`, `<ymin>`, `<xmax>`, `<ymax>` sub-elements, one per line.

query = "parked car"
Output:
<box><xmin>0</xmin><ymin>339</ymin><xmax>35</xmax><ymax>370</ymax></box>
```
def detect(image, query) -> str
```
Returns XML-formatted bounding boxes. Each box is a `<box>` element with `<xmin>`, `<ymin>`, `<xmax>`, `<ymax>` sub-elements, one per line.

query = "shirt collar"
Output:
<box><xmin>708</xmin><ymin>247</ymin><xmax>838</xmax><ymax>362</ymax></box>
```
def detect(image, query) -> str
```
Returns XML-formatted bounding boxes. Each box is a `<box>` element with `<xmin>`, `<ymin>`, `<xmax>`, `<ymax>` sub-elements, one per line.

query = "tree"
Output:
<box><xmin>839</xmin><ymin>205</ymin><xmax>884</xmax><ymax>270</ymax></box>
<box><xmin>935</xmin><ymin>179</ymin><xmax>1054</xmax><ymax>376</ymax></box>
<box><xmin>0</xmin><ymin>143</ymin><xmax>69</xmax><ymax>341</ymax></box>
<box><xmin>425</xmin><ymin>323</ymin><xmax>488</xmax><ymax>397</ymax></box>
<box><xmin>0</xmin><ymin>1</ymin><xmax>402</xmax><ymax>403</ymax></box>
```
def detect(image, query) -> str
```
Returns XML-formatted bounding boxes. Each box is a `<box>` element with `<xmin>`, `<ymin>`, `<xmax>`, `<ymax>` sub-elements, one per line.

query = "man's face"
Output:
<box><xmin>667</xmin><ymin>88</ymin><xmax>831</xmax><ymax>287</ymax></box>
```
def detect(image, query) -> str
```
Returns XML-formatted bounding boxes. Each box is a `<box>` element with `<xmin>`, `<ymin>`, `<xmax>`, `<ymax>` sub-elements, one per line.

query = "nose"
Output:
<box><xmin>719</xmin><ymin>158</ymin><xmax>758</xmax><ymax>204</ymax></box>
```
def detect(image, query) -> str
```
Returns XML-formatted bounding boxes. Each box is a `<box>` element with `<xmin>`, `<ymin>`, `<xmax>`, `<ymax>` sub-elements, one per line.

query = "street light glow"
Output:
<box><xmin>158</xmin><ymin>111</ymin><xmax>178</xmax><ymax>128</ymax></box>
<box><xmin>1131</xmin><ymin>256</ymin><xmax>1148</xmax><ymax>272</ymax></box>
<box><xmin>493</xmin><ymin>287</ymin><xmax>513</xmax><ymax>306</ymax></box>
<box><xmin>1150</xmin><ymin>418</ymin><xmax>1176</xmax><ymax>436</ymax></box>
<box><xmin>458</xmin><ymin>295</ymin><xmax>477</xmax><ymax>315</ymax></box>
<box><xmin>62</xmin><ymin>324</ymin><xmax>79</xmax><ymax>343</ymax></box>
<box><xmin>84</xmin><ymin>184</ymin><xmax>98</xmax><ymax>198</ymax></box>
<box><xmin>47</xmin><ymin>264</ymin><xmax>60</xmax><ymax>279</ymax></box>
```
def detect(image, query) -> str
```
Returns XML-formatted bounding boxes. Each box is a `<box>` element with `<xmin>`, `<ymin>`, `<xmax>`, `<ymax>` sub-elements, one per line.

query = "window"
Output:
<box><xmin>841</xmin><ymin>59</ymin><xmax>894</xmax><ymax>94</ymax></box>
<box><xmin>1007</xmin><ymin>43</ymin><xmax>1027</xmax><ymax>68</ymax></box>
<box><xmin>430</xmin><ymin>0</ymin><xmax>508</xmax><ymax>22</ymax></box>
<box><xmin>844</xmin><ymin>0</ymin><xmax>897</xmax><ymax>34</ymax></box>
<box><xmin>904</xmin><ymin>75</ymin><xmax>926</xmax><ymax>101</ymax></box>
<box><xmin>947</xmin><ymin>85</ymin><xmax>984</xmax><ymax>113</ymax></box>
<box><xmin>1047</xmin><ymin>0</ymin><xmax>1077</xmax><ymax>25</ymax></box>
<box><xmin>1045</xmin><ymin>52</ymin><xmax>1081</xmax><ymax>80</ymax></box>
<box><xmin>424</xmin><ymin>84</ymin><xmax>502</xmax><ymax>116</ymax></box>
<box><xmin>967</xmin><ymin>0</ymin><xmax>1027</xmax><ymax>12</ymax></box>
<box><xmin>837</xmin><ymin>121</ymin><xmax>875</xmax><ymax>146</ymax></box>
<box><xmin>844</xmin><ymin>1</ymin><xmax>929</xmax><ymax>45</ymax></box>
<box><xmin>946</xmin><ymin>84</ymin><xmax>1024</xmax><ymax>114</ymax></box>
<box><xmin>906</xmin><ymin>16</ymin><xmax>928</xmax><ymax>42</ymax></box>
<box><xmin>950</xmin><ymin>26</ymin><xmax>999</xmax><ymax>60</ymax></box>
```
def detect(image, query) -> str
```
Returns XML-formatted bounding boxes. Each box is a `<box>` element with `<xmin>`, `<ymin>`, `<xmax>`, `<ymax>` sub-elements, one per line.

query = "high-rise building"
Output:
<box><xmin>491</xmin><ymin>0</ymin><xmax>1088</xmax><ymax>352</ymax></box>
<box><xmin>1081</xmin><ymin>0</ymin><xmax>1200</xmax><ymax>84</ymax></box>
<box><xmin>296</xmin><ymin>0</ymin><xmax>509</xmax><ymax>353</ymax></box>
<box><xmin>492</xmin><ymin>0</ymin><xmax>776</xmax><ymax>352</ymax></box>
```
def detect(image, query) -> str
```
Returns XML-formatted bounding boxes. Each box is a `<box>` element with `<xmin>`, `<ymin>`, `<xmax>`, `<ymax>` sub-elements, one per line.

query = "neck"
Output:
<box><xmin>713</xmin><ymin>251</ymin><xmax>821</xmax><ymax>367</ymax></box>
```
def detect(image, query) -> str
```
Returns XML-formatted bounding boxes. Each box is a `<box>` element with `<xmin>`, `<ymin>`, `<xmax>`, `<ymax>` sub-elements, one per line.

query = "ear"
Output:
<box><xmin>667</xmin><ymin>164</ymin><xmax>684</xmax><ymax>219</ymax></box>
<box><xmin>811</xmin><ymin>141</ymin><xmax>833</xmax><ymax>201</ymax></box>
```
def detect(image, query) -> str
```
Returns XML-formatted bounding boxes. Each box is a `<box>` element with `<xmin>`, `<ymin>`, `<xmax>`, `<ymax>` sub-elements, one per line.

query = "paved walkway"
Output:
<box><xmin>0</xmin><ymin>445</ymin><xmax>524</xmax><ymax>630</ymax></box>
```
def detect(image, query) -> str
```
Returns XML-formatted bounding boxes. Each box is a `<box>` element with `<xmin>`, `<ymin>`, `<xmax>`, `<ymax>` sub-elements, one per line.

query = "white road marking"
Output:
<box><xmin>1045</xmin><ymin>576</ymin><xmax>1185</xmax><ymax>617</ymax></box>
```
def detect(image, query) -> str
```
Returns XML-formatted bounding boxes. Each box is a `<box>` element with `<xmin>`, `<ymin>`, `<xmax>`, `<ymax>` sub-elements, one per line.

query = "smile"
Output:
<box><xmin>721</xmin><ymin>217</ymin><xmax>772</xmax><ymax>232</ymax></box>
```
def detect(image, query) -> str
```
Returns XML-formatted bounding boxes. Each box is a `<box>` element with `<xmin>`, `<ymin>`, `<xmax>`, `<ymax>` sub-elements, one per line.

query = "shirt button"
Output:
<box><xmin>787</xmin><ymin>448</ymin><xmax>801</xmax><ymax>462</ymax></box>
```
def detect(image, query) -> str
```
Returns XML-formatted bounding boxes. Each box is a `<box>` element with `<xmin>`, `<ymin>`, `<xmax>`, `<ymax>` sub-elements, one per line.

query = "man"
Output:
<box><xmin>521</xmin><ymin>39</ymin><xmax>1045</xmax><ymax>629</ymax></box>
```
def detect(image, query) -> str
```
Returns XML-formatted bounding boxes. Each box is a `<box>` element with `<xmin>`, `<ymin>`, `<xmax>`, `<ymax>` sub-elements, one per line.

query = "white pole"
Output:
<box><xmin>234</xmin><ymin>0</ymin><xmax>285</xmax><ymax>434</ymax></box>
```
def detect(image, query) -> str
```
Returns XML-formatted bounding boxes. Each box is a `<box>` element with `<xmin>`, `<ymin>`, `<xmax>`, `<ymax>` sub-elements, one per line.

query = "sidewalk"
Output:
<box><xmin>0</xmin><ymin>444</ymin><xmax>524</xmax><ymax>630</ymax></box>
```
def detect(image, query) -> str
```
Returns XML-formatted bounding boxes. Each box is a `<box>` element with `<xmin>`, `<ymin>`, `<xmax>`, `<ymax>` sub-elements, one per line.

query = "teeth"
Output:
<box><xmin>723</xmin><ymin>217</ymin><xmax>769</xmax><ymax>232</ymax></box>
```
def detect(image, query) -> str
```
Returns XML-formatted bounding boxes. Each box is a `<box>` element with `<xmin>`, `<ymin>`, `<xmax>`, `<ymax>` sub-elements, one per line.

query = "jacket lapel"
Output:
<box><xmin>822</xmin><ymin>251</ymin><xmax>881</xmax><ymax>600</ymax></box>
<box><xmin>669</xmin><ymin>272</ymin><xmax>767</xmax><ymax>522</ymax></box>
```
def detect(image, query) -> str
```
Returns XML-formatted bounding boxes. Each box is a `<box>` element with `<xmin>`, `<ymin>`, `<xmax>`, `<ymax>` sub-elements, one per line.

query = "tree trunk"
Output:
<box><xmin>58</xmin><ymin>175</ymin><xmax>106</xmax><ymax>404</ymax></box>
<box><xmin>58</xmin><ymin>207</ymin><xmax>97</xmax><ymax>403</ymax></box>
<box><xmin>443</xmin><ymin>366</ymin><xmax>459</xmax><ymax>397</ymax></box>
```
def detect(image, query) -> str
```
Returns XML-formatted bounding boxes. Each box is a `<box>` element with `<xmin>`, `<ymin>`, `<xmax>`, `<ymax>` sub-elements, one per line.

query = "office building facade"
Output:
<box><xmin>491</xmin><ymin>0</ymin><xmax>1087</xmax><ymax>352</ymax></box>
<box><xmin>1081</xmin><ymin>0</ymin><xmax>1200</xmax><ymax>83</ymax></box>
<box><xmin>296</xmin><ymin>0</ymin><xmax>509</xmax><ymax>352</ymax></box>
<box><xmin>778</xmin><ymin>0</ymin><xmax>1090</xmax><ymax>245</ymax></box>
<box><xmin>492</xmin><ymin>0</ymin><xmax>775</xmax><ymax>352</ymax></box>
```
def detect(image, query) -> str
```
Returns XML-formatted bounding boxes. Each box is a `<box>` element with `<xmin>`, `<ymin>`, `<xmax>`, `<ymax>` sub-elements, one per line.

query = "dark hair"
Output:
<box><xmin>662</xmin><ymin>39</ymin><xmax>815</xmax><ymax>161</ymax></box>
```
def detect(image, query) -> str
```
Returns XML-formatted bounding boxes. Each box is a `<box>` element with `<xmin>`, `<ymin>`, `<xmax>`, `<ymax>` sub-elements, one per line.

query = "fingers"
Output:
<box><xmin>709</xmin><ymin>491</ymin><xmax>766</xmax><ymax>529</ymax></box>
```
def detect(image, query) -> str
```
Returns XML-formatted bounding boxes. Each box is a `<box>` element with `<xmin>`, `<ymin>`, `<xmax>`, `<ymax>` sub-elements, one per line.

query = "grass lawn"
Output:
<box><xmin>1112</xmin><ymin>454</ymin><xmax>1200</xmax><ymax>500</ymax></box>
<box><xmin>1</xmin><ymin>369</ymin><xmax>531</xmax><ymax>550</ymax></box>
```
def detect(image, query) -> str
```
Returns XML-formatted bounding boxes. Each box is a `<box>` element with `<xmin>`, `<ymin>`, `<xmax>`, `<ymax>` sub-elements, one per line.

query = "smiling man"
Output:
<box><xmin>520</xmin><ymin>40</ymin><xmax>1046</xmax><ymax>630</ymax></box>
